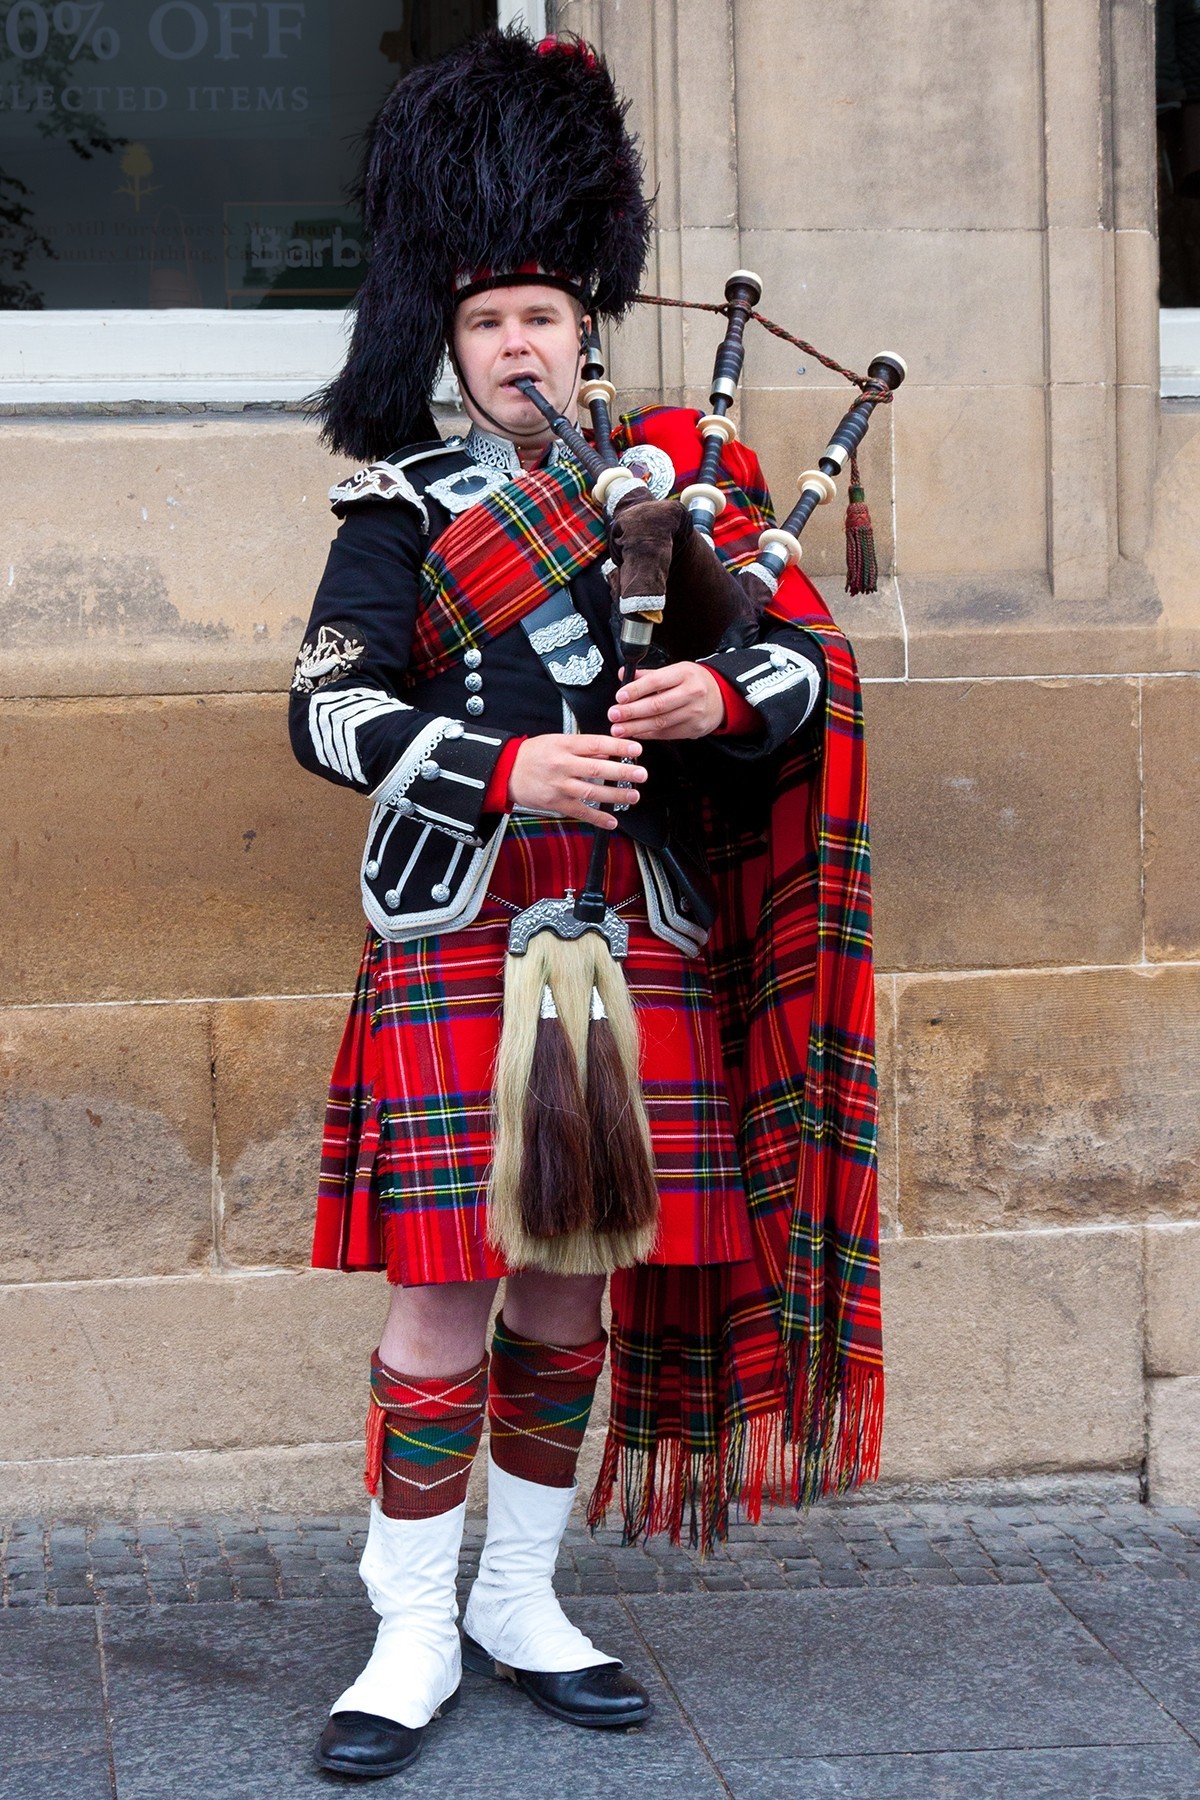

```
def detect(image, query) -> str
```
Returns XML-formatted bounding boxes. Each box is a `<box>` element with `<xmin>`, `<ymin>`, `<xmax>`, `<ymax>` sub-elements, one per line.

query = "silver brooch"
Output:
<box><xmin>619</xmin><ymin>442</ymin><xmax>676</xmax><ymax>500</ymax></box>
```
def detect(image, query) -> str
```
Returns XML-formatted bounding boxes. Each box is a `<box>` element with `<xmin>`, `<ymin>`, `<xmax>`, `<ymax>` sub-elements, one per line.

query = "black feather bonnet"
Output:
<box><xmin>315</xmin><ymin>29</ymin><xmax>652</xmax><ymax>462</ymax></box>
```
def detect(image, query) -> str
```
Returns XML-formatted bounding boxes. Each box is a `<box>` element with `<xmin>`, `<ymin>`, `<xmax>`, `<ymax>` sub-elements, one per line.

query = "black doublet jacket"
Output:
<box><xmin>289</xmin><ymin>424</ymin><xmax>827</xmax><ymax>951</ymax></box>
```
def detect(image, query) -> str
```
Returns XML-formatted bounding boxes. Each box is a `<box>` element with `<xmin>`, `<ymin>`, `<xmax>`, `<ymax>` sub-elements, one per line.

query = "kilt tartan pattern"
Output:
<box><xmin>311</xmin><ymin>817</ymin><xmax>756</xmax><ymax>1284</ymax></box>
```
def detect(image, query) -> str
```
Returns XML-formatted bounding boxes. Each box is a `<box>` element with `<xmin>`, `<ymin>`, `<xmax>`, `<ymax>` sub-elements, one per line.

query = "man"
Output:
<box><xmin>290</xmin><ymin>28</ymin><xmax>881</xmax><ymax>1782</ymax></box>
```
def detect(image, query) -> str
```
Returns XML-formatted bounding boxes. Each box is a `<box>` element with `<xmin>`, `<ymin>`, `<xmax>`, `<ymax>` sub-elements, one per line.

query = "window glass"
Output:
<box><xmin>0</xmin><ymin>0</ymin><xmax>497</xmax><ymax>308</ymax></box>
<box><xmin>1158</xmin><ymin>0</ymin><xmax>1200</xmax><ymax>306</ymax></box>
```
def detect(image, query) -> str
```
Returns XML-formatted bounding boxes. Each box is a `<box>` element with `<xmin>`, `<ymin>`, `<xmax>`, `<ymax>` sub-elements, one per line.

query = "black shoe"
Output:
<box><xmin>461</xmin><ymin>1632</ymin><xmax>652</xmax><ymax>1731</ymax></box>
<box><xmin>314</xmin><ymin>1690</ymin><xmax>460</xmax><ymax>1780</ymax></box>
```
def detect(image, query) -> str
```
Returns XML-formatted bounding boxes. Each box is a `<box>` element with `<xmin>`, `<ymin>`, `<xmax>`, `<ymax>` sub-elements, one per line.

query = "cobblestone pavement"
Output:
<box><xmin>6</xmin><ymin>1499</ymin><xmax>1200</xmax><ymax>1799</ymax></box>
<box><xmin>4</xmin><ymin>1498</ymin><xmax>1199</xmax><ymax>1608</ymax></box>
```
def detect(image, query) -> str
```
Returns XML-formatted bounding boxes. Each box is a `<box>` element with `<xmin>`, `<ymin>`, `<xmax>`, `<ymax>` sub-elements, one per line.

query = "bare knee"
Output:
<box><xmin>378</xmin><ymin>1278</ymin><xmax>498</xmax><ymax>1376</ymax></box>
<box><xmin>503</xmin><ymin>1272</ymin><xmax>606</xmax><ymax>1346</ymax></box>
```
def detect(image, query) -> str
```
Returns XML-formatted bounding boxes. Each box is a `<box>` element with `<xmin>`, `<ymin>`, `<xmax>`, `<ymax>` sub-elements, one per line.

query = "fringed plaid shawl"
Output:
<box><xmin>363</xmin><ymin>406</ymin><xmax>882</xmax><ymax>1547</ymax></box>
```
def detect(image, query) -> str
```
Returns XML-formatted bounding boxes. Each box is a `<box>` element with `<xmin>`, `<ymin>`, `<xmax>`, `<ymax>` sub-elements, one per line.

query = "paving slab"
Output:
<box><xmin>0</xmin><ymin>1610</ymin><xmax>112</xmax><ymax>1800</ymax></box>
<box><xmin>98</xmin><ymin>1599</ymin><xmax>724</xmax><ymax>1800</ymax></box>
<box><xmin>625</xmin><ymin>1586</ymin><xmax>1186</xmax><ymax>1760</ymax></box>
<box><xmin>1054</xmin><ymin>1580</ymin><xmax>1200</xmax><ymax>1739</ymax></box>
<box><xmin>719</xmin><ymin>1744</ymin><xmax>1200</xmax><ymax>1799</ymax></box>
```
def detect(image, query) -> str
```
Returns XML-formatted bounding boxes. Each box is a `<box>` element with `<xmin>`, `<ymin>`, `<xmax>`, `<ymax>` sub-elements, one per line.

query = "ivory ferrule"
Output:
<box><xmin>797</xmin><ymin>469</ymin><xmax>838</xmax><ymax>506</ymax></box>
<box><xmin>697</xmin><ymin>413</ymin><xmax>737</xmax><ymax>445</ymax></box>
<box><xmin>594</xmin><ymin>467</ymin><xmax>646</xmax><ymax>513</ymax></box>
<box><xmin>580</xmin><ymin>378</ymin><xmax>617</xmax><ymax>408</ymax></box>
<box><xmin>758</xmin><ymin>526</ymin><xmax>803</xmax><ymax>567</ymax></box>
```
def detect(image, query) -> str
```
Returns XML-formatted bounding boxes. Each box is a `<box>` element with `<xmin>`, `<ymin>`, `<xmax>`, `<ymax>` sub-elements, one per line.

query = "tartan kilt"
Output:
<box><xmin>312</xmin><ymin>815</ymin><xmax>756</xmax><ymax>1285</ymax></box>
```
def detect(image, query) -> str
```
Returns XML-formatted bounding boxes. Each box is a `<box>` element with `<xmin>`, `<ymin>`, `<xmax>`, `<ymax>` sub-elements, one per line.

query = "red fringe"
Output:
<box><xmin>364</xmin><ymin>1398</ymin><xmax>386</xmax><ymax>1498</ymax></box>
<box><xmin>586</xmin><ymin>1357</ymin><xmax>884</xmax><ymax>1554</ymax></box>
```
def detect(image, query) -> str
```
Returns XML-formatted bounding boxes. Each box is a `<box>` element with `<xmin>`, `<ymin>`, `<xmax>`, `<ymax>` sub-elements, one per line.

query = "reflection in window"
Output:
<box><xmin>1158</xmin><ymin>0</ymin><xmax>1200</xmax><ymax>306</ymax></box>
<box><xmin>0</xmin><ymin>0</ymin><xmax>497</xmax><ymax>308</ymax></box>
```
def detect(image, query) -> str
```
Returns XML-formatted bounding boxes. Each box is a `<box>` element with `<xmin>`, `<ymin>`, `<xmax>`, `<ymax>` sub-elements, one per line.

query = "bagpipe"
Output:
<box><xmin>487</xmin><ymin>279</ymin><xmax>904</xmax><ymax>1278</ymax></box>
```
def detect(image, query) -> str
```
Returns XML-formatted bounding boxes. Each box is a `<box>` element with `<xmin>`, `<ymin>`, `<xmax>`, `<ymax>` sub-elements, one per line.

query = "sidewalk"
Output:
<box><xmin>5</xmin><ymin>1499</ymin><xmax>1200</xmax><ymax>1798</ymax></box>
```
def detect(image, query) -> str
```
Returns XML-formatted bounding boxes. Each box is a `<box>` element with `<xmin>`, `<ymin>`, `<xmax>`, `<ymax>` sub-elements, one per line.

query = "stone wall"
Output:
<box><xmin>1</xmin><ymin>0</ymin><xmax>1197</xmax><ymax>1514</ymax></box>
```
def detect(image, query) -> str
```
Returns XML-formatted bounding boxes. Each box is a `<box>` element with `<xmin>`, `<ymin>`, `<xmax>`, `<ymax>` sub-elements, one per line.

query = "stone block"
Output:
<box><xmin>1114</xmin><ymin>230</ymin><xmax>1162</xmax><ymax>390</ymax></box>
<box><xmin>733</xmin><ymin>0</ymin><xmax>1043</xmax><ymax>230</ymax></box>
<box><xmin>0</xmin><ymin>1270</ymin><xmax>385</xmax><ymax>1463</ymax></box>
<box><xmin>902</xmin><ymin>575</ymin><xmax>1169</xmax><ymax>679</ymax></box>
<box><xmin>895</xmin><ymin>967</ymin><xmax>1200</xmax><ymax>1232</ymax></box>
<box><xmin>1145</xmin><ymin>1226</ymin><xmax>1200</xmax><ymax>1377</ymax></box>
<box><xmin>740</xmin><ymin>228</ymin><xmax>1045</xmax><ymax>391</ymax></box>
<box><xmin>1143</xmin><ymin>677</ymin><xmax>1200</xmax><ymax>962</ymax></box>
<box><xmin>1149</xmin><ymin>407</ymin><xmax>1200</xmax><ymax>637</ymax></box>
<box><xmin>1046</xmin><ymin>381</ymin><xmax>1116</xmax><ymax>601</ymax></box>
<box><xmin>893</xmin><ymin>385</ymin><xmax>1047</xmax><ymax>576</ymax></box>
<box><xmin>0</xmin><ymin>1002</ymin><xmax>214</xmax><ymax>1280</ymax></box>
<box><xmin>866</xmin><ymin>677</ymin><xmax>1142</xmax><ymax>971</ymax></box>
<box><xmin>1148</xmin><ymin>1377</ymin><xmax>1200</xmax><ymax>1507</ymax></box>
<box><xmin>0</xmin><ymin>416</ymin><xmax>352</xmax><ymax>698</ymax></box>
<box><xmin>1110</xmin><ymin>0</ymin><xmax>1158</xmax><ymax>231</ymax></box>
<box><xmin>880</xmin><ymin>1230</ymin><xmax>1144</xmax><ymax>1481</ymax></box>
<box><xmin>0</xmin><ymin>1443</ymin><xmax>366</xmax><ymax>1521</ymax></box>
<box><xmin>0</xmin><ymin>694</ymin><xmax>369</xmax><ymax>1005</ymax></box>
<box><xmin>213</xmin><ymin>997</ymin><xmax>352</xmax><ymax>1269</ymax></box>
<box><xmin>1046</xmin><ymin>228</ymin><xmax>1112</xmax><ymax>388</ymax></box>
<box><xmin>1042</xmin><ymin>0</ymin><xmax>1106</xmax><ymax>227</ymax></box>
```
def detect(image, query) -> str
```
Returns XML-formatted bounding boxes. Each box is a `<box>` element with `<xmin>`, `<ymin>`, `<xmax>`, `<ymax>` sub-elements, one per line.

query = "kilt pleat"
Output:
<box><xmin>312</xmin><ymin>816</ymin><xmax>755</xmax><ymax>1286</ymax></box>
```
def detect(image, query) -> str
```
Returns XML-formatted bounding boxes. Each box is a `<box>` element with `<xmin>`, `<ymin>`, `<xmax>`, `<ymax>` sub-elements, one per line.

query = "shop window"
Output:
<box><xmin>1158</xmin><ymin>0</ymin><xmax>1200</xmax><ymax>394</ymax></box>
<box><xmin>0</xmin><ymin>0</ymin><xmax>546</xmax><ymax>397</ymax></box>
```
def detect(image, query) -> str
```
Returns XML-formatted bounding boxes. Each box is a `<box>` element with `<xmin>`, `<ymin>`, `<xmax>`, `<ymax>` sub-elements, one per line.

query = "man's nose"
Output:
<box><xmin>500</xmin><ymin>323</ymin><xmax>534</xmax><ymax>358</ymax></box>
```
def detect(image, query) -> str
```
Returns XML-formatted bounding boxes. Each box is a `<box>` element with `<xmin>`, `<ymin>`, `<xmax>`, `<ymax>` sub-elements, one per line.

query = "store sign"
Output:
<box><xmin>224</xmin><ymin>200</ymin><xmax>363</xmax><ymax>304</ymax></box>
<box><xmin>0</xmin><ymin>0</ymin><xmax>326</xmax><ymax>138</ymax></box>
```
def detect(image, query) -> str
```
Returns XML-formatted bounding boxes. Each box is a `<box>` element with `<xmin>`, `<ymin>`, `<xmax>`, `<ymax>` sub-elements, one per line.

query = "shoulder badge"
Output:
<box><xmin>425</xmin><ymin>464</ymin><xmax>511</xmax><ymax>518</ymax></box>
<box><xmin>329</xmin><ymin>462</ymin><xmax>428</xmax><ymax>527</ymax></box>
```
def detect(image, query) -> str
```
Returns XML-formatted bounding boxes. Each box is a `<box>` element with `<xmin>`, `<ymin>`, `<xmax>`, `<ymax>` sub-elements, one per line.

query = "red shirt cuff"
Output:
<box><xmin>709</xmin><ymin>669</ymin><xmax>762</xmax><ymax>737</ymax></box>
<box><xmin>483</xmin><ymin>735</ymin><xmax>525</xmax><ymax>813</ymax></box>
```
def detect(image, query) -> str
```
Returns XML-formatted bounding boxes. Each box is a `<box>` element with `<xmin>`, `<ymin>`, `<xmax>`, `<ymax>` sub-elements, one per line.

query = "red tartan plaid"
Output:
<box><xmin>312</xmin><ymin>819</ymin><xmax>755</xmax><ymax>1285</ymax></box>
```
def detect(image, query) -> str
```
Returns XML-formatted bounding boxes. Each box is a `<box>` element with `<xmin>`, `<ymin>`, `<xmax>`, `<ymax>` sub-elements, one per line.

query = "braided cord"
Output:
<box><xmin>635</xmin><ymin>293</ymin><xmax>893</xmax><ymax>402</ymax></box>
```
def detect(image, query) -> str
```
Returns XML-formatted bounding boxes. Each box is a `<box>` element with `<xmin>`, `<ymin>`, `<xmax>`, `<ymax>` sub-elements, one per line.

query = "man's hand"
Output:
<box><xmin>508</xmin><ymin>734</ymin><xmax>645</xmax><ymax>829</ymax></box>
<box><xmin>608</xmin><ymin>662</ymin><xmax>725</xmax><ymax>741</ymax></box>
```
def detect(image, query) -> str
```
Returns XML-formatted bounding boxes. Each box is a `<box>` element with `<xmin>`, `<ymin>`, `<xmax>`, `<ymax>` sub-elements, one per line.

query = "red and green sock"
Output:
<box><xmin>487</xmin><ymin>1313</ymin><xmax>607</xmax><ymax>1489</ymax></box>
<box><xmin>365</xmin><ymin>1349</ymin><xmax>489</xmax><ymax>1519</ymax></box>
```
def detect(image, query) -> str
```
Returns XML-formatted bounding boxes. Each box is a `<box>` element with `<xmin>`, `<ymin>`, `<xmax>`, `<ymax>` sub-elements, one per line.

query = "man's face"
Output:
<box><xmin>451</xmin><ymin>284</ymin><xmax>585</xmax><ymax>444</ymax></box>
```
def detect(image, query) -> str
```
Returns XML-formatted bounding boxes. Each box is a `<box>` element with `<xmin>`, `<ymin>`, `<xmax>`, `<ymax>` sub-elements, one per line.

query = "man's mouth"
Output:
<box><xmin>502</xmin><ymin>372</ymin><xmax>542</xmax><ymax>389</ymax></box>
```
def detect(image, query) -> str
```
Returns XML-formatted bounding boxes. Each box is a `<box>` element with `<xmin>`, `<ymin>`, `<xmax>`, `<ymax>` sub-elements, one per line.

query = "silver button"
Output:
<box><xmin>770</xmin><ymin>648</ymin><xmax>789</xmax><ymax>669</ymax></box>
<box><xmin>395</xmin><ymin>797</ymin><xmax>414</xmax><ymax>815</ymax></box>
<box><xmin>446</xmin><ymin>435</ymin><xmax>464</xmax><ymax>449</ymax></box>
<box><xmin>464</xmin><ymin>672</ymin><xmax>483</xmax><ymax>693</ymax></box>
<box><xmin>463</xmin><ymin>648</ymin><xmax>482</xmax><ymax>669</ymax></box>
<box><xmin>365</xmin><ymin>859</ymin><xmax>380</xmax><ymax>878</ymax></box>
<box><xmin>431</xmin><ymin>882</ymin><xmax>451</xmax><ymax>903</ymax></box>
<box><xmin>466</xmin><ymin>696</ymin><xmax>485</xmax><ymax>716</ymax></box>
<box><xmin>384</xmin><ymin>888</ymin><xmax>400</xmax><ymax>907</ymax></box>
<box><xmin>443</xmin><ymin>721</ymin><xmax>464</xmax><ymax>739</ymax></box>
<box><xmin>420</xmin><ymin>760</ymin><xmax>440</xmax><ymax>780</ymax></box>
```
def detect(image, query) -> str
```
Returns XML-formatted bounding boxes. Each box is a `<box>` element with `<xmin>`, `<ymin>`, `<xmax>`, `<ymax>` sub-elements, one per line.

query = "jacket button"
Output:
<box><xmin>443</xmin><ymin>721</ymin><xmax>464</xmax><ymax>739</ymax></box>
<box><xmin>385</xmin><ymin>888</ymin><xmax>400</xmax><ymax>907</ymax></box>
<box><xmin>770</xmin><ymin>648</ymin><xmax>789</xmax><ymax>668</ymax></box>
<box><xmin>466</xmin><ymin>696</ymin><xmax>485</xmax><ymax>716</ymax></box>
<box><xmin>464</xmin><ymin>672</ymin><xmax>483</xmax><ymax>693</ymax></box>
<box><xmin>431</xmin><ymin>882</ymin><xmax>451</xmax><ymax>903</ymax></box>
<box><xmin>395</xmin><ymin>797</ymin><xmax>414</xmax><ymax>815</ymax></box>
<box><xmin>420</xmin><ymin>760</ymin><xmax>440</xmax><ymax>780</ymax></box>
<box><xmin>365</xmin><ymin>860</ymin><xmax>380</xmax><ymax>878</ymax></box>
<box><xmin>464</xmin><ymin>648</ymin><xmax>482</xmax><ymax>669</ymax></box>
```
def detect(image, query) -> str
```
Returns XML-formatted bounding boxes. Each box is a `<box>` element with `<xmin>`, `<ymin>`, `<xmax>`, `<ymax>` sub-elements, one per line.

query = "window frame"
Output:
<box><xmin>1161</xmin><ymin>310</ymin><xmax>1200</xmax><ymax>399</ymax></box>
<box><xmin>0</xmin><ymin>0</ymin><xmax>546</xmax><ymax>404</ymax></box>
